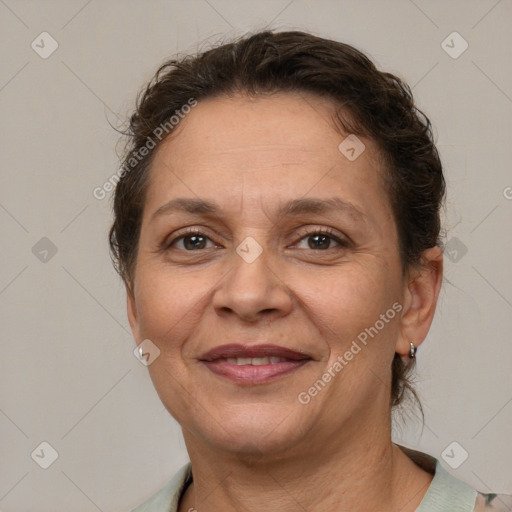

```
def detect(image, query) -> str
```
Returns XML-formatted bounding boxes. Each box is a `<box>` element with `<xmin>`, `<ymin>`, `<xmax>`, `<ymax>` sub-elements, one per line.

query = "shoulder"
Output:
<box><xmin>423</xmin><ymin>461</ymin><xmax>511</xmax><ymax>512</ymax></box>
<box><xmin>473</xmin><ymin>493</ymin><xmax>512</xmax><ymax>511</ymax></box>
<box><xmin>397</xmin><ymin>445</ymin><xmax>512</xmax><ymax>512</ymax></box>
<box><xmin>130</xmin><ymin>462</ymin><xmax>192</xmax><ymax>512</ymax></box>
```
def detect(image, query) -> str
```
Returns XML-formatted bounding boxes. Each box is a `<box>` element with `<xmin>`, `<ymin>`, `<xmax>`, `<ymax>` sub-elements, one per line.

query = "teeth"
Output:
<box><xmin>251</xmin><ymin>357</ymin><xmax>269</xmax><ymax>365</ymax></box>
<box><xmin>222</xmin><ymin>356</ymin><xmax>289</xmax><ymax>365</ymax></box>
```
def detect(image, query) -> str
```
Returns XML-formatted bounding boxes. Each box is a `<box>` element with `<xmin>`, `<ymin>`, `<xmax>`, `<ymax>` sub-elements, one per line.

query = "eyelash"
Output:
<box><xmin>165</xmin><ymin>227</ymin><xmax>349</xmax><ymax>252</ymax></box>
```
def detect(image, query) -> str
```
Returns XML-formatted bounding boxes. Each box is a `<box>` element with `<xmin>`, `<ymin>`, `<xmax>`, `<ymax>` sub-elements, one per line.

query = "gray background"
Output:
<box><xmin>1</xmin><ymin>0</ymin><xmax>511</xmax><ymax>510</ymax></box>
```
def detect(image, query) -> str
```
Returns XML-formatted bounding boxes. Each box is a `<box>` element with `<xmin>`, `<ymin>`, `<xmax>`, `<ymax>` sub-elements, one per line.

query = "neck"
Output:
<box><xmin>178</xmin><ymin>420</ymin><xmax>433</xmax><ymax>512</ymax></box>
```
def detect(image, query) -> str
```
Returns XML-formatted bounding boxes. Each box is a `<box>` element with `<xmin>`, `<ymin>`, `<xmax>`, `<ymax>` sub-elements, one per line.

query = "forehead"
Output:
<box><xmin>143</xmin><ymin>92</ymin><xmax>391</xmax><ymax>223</ymax></box>
<box><xmin>152</xmin><ymin>92</ymin><xmax>363</xmax><ymax>168</ymax></box>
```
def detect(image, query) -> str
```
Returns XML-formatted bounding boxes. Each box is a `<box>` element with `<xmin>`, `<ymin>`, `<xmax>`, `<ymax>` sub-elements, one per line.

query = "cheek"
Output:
<box><xmin>296</xmin><ymin>263</ymin><xmax>400</xmax><ymax>352</ymax></box>
<box><xmin>133</xmin><ymin>268</ymin><xmax>212</xmax><ymax>419</ymax></box>
<box><xmin>298</xmin><ymin>267</ymin><xmax>401</xmax><ymax>407</ymax></box>
<box><xmin>134</xmin><ymin>265</ymin><xmax>216</xmax><ymax>344</ymax></box>
<box><xmin>282</xmin><ymin>267</ymin><xmax>400</xmax><ymax>426</ymax></box>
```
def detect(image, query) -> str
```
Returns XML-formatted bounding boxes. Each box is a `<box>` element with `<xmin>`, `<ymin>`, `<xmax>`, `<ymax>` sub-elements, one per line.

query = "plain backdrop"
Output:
<box><xmin>1</xmin><ymin>1</ymin><xmax>511</xmax><ymax>510</ymax></box>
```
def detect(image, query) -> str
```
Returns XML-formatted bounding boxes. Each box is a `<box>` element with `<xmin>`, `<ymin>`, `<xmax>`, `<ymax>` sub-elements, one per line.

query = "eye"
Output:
<box><xmin>165</xmin><ymin>228</ymin><xmax>349</xmax><ymax>252</ymax></box>
<box><xmin>167</xmin><ymin>229</ymin><xmax>216</xmax><ymax>251</ymax></box>
<box><xmin>294</xmin><ymin>229</ymin><xmax>348</xmax><ymax>250</ymax></box>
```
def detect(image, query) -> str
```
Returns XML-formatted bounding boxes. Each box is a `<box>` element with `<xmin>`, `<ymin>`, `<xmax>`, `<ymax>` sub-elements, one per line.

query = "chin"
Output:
<box><xmin>190</xmin><ymin>407</ymin><xmax>307</xmax><ymax>458</ymax></box>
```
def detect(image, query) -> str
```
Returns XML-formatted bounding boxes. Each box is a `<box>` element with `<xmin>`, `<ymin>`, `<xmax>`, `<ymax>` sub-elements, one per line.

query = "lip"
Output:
<box><xmin>199</xmin><ymin>344</ymin><xmax>313</xmax><ymax>385</ymax></box>
<box><xmin>199</xmin><ymin>343</ymin><xmax>311</xmax><ymax>362</ymax></box>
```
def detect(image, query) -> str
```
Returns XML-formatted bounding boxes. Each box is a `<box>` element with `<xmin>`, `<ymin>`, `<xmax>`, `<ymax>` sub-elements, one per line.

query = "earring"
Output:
<box><xmin>409</xmin><ymin>342</ymin><xmax>417</xmax><ymax>359</ymax></box>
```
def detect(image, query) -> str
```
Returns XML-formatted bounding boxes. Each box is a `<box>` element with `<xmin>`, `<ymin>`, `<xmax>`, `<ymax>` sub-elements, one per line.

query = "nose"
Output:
<box><xmin>212</xmin><ymin>244</ymin><xmax>293</xmax><ymax>323</ymax></box>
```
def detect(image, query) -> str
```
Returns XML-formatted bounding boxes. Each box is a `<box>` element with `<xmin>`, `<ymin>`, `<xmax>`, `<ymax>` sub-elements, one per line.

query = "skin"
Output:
<box><xmin>127</xmin><ymin>92</ymin><xmax>443</xmax><ymax>512</ymax></box>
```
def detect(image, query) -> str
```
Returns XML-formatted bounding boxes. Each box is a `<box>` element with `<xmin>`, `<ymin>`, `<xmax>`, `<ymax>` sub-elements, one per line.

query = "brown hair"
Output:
<box><xmin>109</xmin><ymin>30</ymin><xmax>445</xmax><ymax>411</ymax></box>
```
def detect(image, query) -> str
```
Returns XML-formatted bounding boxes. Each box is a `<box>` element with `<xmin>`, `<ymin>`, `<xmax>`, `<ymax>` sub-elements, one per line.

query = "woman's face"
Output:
<box><xmin>127</xmin><ymin>92</ymin><xmax>416</xmax><ymax>459</ymax></box>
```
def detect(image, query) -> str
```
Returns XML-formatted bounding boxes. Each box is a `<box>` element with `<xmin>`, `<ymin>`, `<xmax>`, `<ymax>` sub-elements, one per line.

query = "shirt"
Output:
<box><xmin>130</xmin><ymin>446</ymin><xmax>512</xmax><ymax>511</ymax></box>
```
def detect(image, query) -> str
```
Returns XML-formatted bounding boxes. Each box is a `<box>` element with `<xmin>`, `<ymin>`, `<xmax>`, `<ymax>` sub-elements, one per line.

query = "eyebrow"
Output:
<box><xmin>150</xmin><ymin>197</ymin><xmax>367</xmax><ymax>223</ymax></box>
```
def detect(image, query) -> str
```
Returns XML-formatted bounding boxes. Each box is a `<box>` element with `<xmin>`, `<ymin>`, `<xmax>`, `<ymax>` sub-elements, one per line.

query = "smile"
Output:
<box><xmin>218</xmin><ymin>356</ymin><xmax>290</xmax><ymax>365</ymax></box>
<box><xmin>201</xmin><ymin>357</ymin><xmax>311</xmax><ymax>385</ymax></box>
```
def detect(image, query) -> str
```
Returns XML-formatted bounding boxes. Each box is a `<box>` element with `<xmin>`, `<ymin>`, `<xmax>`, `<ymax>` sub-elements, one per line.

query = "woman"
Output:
<box><xmin>109</xmin><ymin>31</ymin><xmax>511</xmax><ymax>511</ymax></box>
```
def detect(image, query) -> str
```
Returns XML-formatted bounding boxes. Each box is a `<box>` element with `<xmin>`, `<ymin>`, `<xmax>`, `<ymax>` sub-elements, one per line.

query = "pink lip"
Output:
<box><xmin>199</xmin><ymin>343</ymin><xmax>311</xmax><ymax>361</ymax></box>
<box><xmin>199</xmin><ymin>344</ymin><xmax>312</xmax><ymax>385</ymax></box>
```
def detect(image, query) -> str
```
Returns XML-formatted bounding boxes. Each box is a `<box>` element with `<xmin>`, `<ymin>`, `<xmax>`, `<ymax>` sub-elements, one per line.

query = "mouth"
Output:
<box><xmin>199</xmin><ymin>344</ymin><xmax>313</xmax><ymax>385</ymax></box>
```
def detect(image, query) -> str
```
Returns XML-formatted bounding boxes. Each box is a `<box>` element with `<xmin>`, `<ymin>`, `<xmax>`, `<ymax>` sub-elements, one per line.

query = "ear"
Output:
<box><xmin>396</xmin><ymin>246</ymin><xmax>443</xmax><ymax>358</ymax></box>
<box><xmin>126</xmin><ymin>283</ymin><xmax>141</xmax><ymax>343</ymax></box>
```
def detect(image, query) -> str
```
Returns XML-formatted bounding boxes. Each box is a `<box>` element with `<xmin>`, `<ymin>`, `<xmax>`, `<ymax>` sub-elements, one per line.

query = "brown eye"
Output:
<box><xmin>307</xmin><ymin>234</ymin><xmax>334</xmax><ymax>250</ymax></box>
<box><xmin>295</xmin><ymin>230</ymin><xmax>346</xmax><ymax>251</ymax></box>
<box><xmin>168</xmin><ymin>231</ymin><xmax>215</xmax><ymax>251</ymax></box>
<box><xmin>181</xmin><ymin>234</ymin><xmax>208</xmax><ymax>250</ymax></box>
